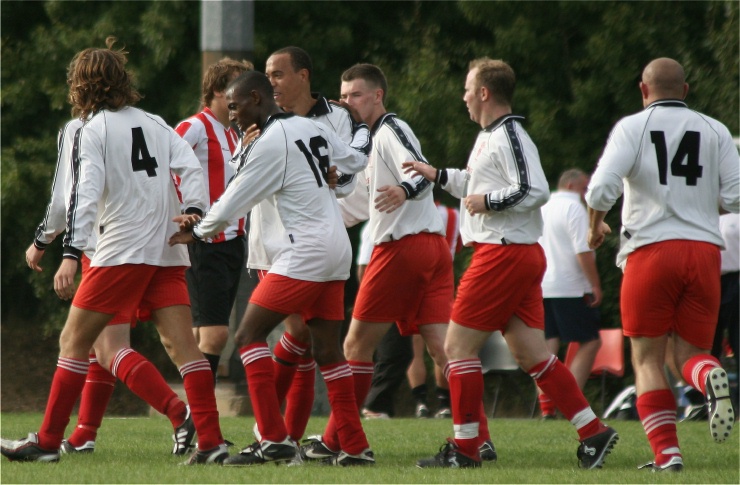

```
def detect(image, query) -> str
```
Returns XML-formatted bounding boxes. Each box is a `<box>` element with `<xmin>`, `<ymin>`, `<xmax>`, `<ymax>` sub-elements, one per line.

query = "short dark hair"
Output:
<box><xmin>67</xmin><ymin>36</ymin><xmax>141</xmax><ymax>119</ymax></box>
<box><xmin>469</xmin><ymin>57</ymin><xmax>516</xmax><ymax>106</ymax></box>
<box><xmin>270</xmin><ymin>46</ymin><xmax>313</xmax><ymax>81</ymax></box>
<box><xmin>228</xmin><ymin>70</ymin><xmax>274</xmax><ymax>99</ymax></box>
<box><xmin>341</xmin><ymin>63</ymin><xmax>388</xmax><ymax>103</ymax></box>
<box><xmin>202</xmin><ymin>57</ymin><xmax>253</xmax><ymax>108</ymax></box>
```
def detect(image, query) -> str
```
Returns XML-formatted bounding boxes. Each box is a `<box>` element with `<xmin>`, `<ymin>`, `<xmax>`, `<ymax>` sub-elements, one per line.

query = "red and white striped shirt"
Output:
<box><xmin>176</xmin><ymin>107</ymin><xmax>245</xmax><ymax>243</ymax></box>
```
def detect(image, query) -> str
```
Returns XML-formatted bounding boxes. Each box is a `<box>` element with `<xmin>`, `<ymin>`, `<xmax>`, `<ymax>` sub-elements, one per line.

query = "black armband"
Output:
<box><xmin>435</xmin><ymin>169</ymin><xmax>448</xmax><ymax>187</ymax></box>
<box><xmin>484</xmin><ymin>194</ymin><xmax>492</xmax><ymax>211</ymax></box>
<box><xmin>184</xmin><ymin>207</ymin><xmax>203</xmax><ymax>217</ymax></box>
<box><xmin>33</xmin><ymin>240</ymin><xmax>48</xmax><ymax>251</ymax></box>
<box><xmin>62</xmin><ymin>246</ymin><xmax>83</xmax><ymax>261</ymax></box>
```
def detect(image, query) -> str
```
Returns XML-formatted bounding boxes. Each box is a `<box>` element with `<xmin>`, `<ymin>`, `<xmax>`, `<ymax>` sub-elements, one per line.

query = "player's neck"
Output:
<box><xmin>365</xmin><ymin>106</ymin><xmax>387</xmax><ymax>130</ymax></box>
<box><xmin>209</xmin><ymin>104</ymin><xmax>231</xmax><ymax>129</ymax></box>
<box><xmin>289</xmin><ymin>92</ymin><xmax>317</xmax><ymax>117</ymax></box>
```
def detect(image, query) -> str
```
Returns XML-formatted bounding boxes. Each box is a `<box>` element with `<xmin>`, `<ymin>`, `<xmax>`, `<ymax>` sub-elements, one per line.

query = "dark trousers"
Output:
<box><xmin>363</xmin><ymin>324</ymin><xmax>413</xmax><ymax>416</ymax></box>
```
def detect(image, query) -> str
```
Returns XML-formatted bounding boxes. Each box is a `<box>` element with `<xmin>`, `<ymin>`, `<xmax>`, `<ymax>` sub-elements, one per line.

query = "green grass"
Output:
<box><xmin>1</xmin><ymin>413</ymin><xmax>738</xmax><ymax>483</ymax></box>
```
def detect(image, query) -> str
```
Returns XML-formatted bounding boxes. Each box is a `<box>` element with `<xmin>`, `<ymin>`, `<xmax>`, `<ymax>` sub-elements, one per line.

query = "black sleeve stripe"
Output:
<box><xmin>383</xmin><ymin>115</ymin><xmax>432</xmax><ymax>199</ymax></box>
<box><xmin>35</xmin><ymin>121</ymin><xmax>76</xmax><ymax>244</ymax></box>
<box><xmin>62</xmin><ymin>124</ymin><xmax>85</xmax><ymax>249</ymax></box>
<box><xmin>487</xmin><ymin>120</ymin><xmax>531</xmax><ymax>211</ymax></box>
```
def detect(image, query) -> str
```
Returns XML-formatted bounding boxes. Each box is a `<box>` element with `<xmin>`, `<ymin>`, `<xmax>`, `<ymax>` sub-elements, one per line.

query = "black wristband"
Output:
<box><xmin>33</xmin><ymin>240</ymin><xmax>48</xmax><ymax>251</ymax></box>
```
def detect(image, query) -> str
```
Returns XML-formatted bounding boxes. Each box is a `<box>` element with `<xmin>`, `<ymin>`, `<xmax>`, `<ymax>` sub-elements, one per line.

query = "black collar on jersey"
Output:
<box><xmin>371</xmin><ymin>112</ymin><xmax>397</xmax><ymax>135</ymax></box>
<box><xmin>264</xmin><ymin>111</ymin><xmax>295</xmax><ymax>130</ymax></box>
<box><xmin>482</xmin><ymin>114</ymin><xmax>525</xmax><ymax>133</ymax></box>
<box><xmin>306</xmin><ymin>93</ymin><xmax>332</xmax><ymax>118</ymax></box>
<box><xmin>646</xmin><ymin>99</ymin><xmax>688</xmax><ymax>110</ymax></box>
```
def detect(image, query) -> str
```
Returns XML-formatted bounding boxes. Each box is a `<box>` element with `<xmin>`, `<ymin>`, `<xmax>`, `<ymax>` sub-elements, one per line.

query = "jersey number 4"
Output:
<box><xmin>295</xmin><ymin>136</ymin><xmax>330</xmax><ymax>187</ymax></box>
<box><xmin>131</xmin><ymin>127</ymin><xmax>158</xmax><ymax>177</ymax></box>
<box><xmin>650</xmin><ymin>131</ymin><xmax>702</xmax><ymax>186</ymax></box>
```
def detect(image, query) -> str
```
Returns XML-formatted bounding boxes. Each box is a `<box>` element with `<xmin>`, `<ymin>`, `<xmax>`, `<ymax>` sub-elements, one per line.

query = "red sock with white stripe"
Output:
<box><xmin>681</xmin><ymin>354</ymin><xmax>722</xmax><ymax>395</ymax></box>
<box><xmin>273</xmin><ymin>332</ymin><xmax>310</xmax><ymax>405</ymax></box>
<box><xmin>636</xmin><ymin>389</ymin><xmax>681</xmax><ymax>466</ymax></box>
<box><xmin>285</xmin><ymin>357</ymin><xmax>316</xmax><ymax>441</ymax></box>
<box><xmin>38</xmin><ymin>357</ymin><xmax>90</xmax><ymax>449</ymax></box>
<box><xmin>320</xmin><ymin>362</ymin><xmax>370</xmax><ymax>455</ymax></box>
<box><xmin>111</xmin><ymin>348</ymin><xmax>186</xmax><ymax>428</ymax></box>
<box><xmin>180</xmin><ymin>359</ymin><xmax>223</xmax><ymax>451</ymax></box>
<box><xmin>538</xmin><ymin>392</ymin><xmax>556</xmax><ymax>417</ymax></box>
<box><xmin>240</xmin><ymin>344</ymin><xmax>289</xmax><ymax>443</ymax></box>
<box><xmin>323</xmin><ymin>360</ymin><xmax>373</xmax><ymax>452</ymax></box>
<box><xmin>446</xmin><ymin>359</ymin><xmax>483</xmax><ymax>460</ymax></box>
<box><xmin>529</xmin><ymin>355</ymin><xmax>605</xmax><ymax>440</ymax></box>
<box><xmin>68</xmin><ymin>354</ymin><xmax>116</xmax><ymax>447</ymax></box>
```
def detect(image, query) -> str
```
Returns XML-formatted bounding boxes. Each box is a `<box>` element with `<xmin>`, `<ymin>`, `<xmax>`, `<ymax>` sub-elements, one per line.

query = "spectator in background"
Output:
<box><xmin>537</xmin><ymin>168</ymin><xmax>602</xmax><ymax>419</ymax></box>
<box><xmin>587</xmin><ymin>57</ymin><xmax>738</xmax><ymax>472</ymax></box>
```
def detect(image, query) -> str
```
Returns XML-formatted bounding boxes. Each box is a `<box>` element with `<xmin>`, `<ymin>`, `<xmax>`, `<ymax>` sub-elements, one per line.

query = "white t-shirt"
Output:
<box><xmin>586</xmin><ymin>100</ymin><xmax>740</xmax><ymax>269</ymax></box>
<box><xmin>338</xmin><ymin>113</ymin><xmax>445</xmax><ymax>244</ymax></box>
<box><xmin>440</xmin><ymin>115</ymin><xmax>550</xmax><ymax>246</ymax></box>
<box><xmin>246</xmin><ymin>96</ymin><xmax>369</xmax><ymax>270</ymax></box>
<box><xmin>356</xmin><ymin>222</ymin><xmax>374</xmax><ymax>266</ymax></box>
<box><xmin>195</xmin><ymin>113</ymin><xmax>368</xmax><ymax>282</ymax></box>
<box><xmin>720</xmin><ymin>212</ymin><xmax>740</xmax><ymax>274</ymax></box>
<box><xmin>63</xmin><ymin>106</ymin><xmax>208</xmax><ymax>267</ymax></box>
<box><xmin>540</xmin><ymin>191</ymin><xmax>593</xmax><ymax>298</ymax></box>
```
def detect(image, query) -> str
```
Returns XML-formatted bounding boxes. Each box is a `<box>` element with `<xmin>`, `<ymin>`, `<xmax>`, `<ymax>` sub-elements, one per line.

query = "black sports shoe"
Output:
<box><xmin>706</xmin><ymin>367</ymin><xmax>735</xmax><ymax>443</ymax></box>
<box><xmin>324</xmin><ymin>449</ymin><xmax>375</xmax><ymax>466</ymax></box>
<box><xmin>181</xmin><ymin>443</ymin><xmax>229</xmax><ymax>465</ymax></box>
<box><xmin>416</xmin><ymin>439</ymin><xmax>481</xmax><ymax>468</ymax></box>
<box><xmin>415</xmin><ymin>404</ymin><xmax>430</xmax><ymax>418</ymax></box>
<box><xmin>638</xmin><ymin>455</ymin><xmax>684</xmax><ymax>472</ymax></box>
<box><xmin>172</xmin><ymin>406</ymin><xmax>196</xmax><ymax>455</ymax></box>
<box><xmin>222</xmin><ymin>439</ymin><xmax>296</xmax><ymax>466</ymax></box>
<box><xmin>0</xmin><ymin>433</ymin><xmax>60</xmax><ymax>463</ymax></box>
<box><xmin>60</xmin><ymin>439</ymin><xmax>95</xmax><ymax>454</ymax></box>
<box><xmin>479</xmin><ymin>439</ymin><xmax>497</xmax><ymax>462</ymax></box>
<box><xmin>577</xmin><ymin>426</ymin><xmax>618</xmax><ymax>469</ymax></box>
<box><xmin>299</xmin><ymin>435</ymin><xmax>338</xmax><ymax>461</ymax></box>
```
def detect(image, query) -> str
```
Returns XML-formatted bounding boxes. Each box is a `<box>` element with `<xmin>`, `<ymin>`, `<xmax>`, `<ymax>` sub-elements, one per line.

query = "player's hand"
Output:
<box><xmin>168</xmin><ymin>230</ymin><xmax>197</xmax><ymax>246</ymax></box>
<box><xmin>242</xmin><ymin>124</ymin><xmax>260</xmax><ymax>146</ymax></box>
<box><xmin>585</xmin><ymin>287</ymin><xmax>603</xmax><ymax>307</ymax></box>
<box><xmin>588</xmin><ymin>221</ymin><xmax>611</xmax><ymax>249</ymax></box>
<box><xmin>327</xmin><ymin>165</ymin><xmax>339</xmax><ymax>189</ymax></box>
<box><xmin>25</xmin><ymin>243</ymin><xmax>45</xmax><ymax>272</ymax></box>
<box><xmin>464</xmin><ymin>194</ymin><xmax>487</xmax><ymax>215</ymax></box>
<box><xmin>402</xmin><ymin>161</ymin><xmax>437</xmax><ymax>182</ymax></box>
<box><xmin>54</xmin><ymin>258</ymin><xmax>79</xmax><ymax>300</ymax></box>
<box><xmin>173</xmin><ymin>214</ymin><xmax>201</xmax><ymax>231</ymax></box>
<box><xmin>374</xmin><ymin>185</ymin><xmax>406</xmax><ymax>213</ymax></box>
<box><xmin>330</xmin><ymin>100</ymin><xmax>363</xmax><ymax>125</ymax></box>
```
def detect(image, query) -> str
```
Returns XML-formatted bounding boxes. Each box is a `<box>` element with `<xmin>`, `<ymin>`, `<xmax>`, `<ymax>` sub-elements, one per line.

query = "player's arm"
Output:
<box><xmin>337</xmin><ymin>171</ymin><xmax>371</xmax><ymax>227</ymax></box>
<box><xmin>168</xmin><ymin>129</ymin><xmax>208</xmax><ymax>216</ymax></box>
<box><xmin>717</xmin><ymin>126</ymin><xmax>740</xmax><ymax>214</ymax></box>
<box><xmin>403</xmin><ymin>162</ymin><xmax>468</xmax><ymax>200</ymax></box>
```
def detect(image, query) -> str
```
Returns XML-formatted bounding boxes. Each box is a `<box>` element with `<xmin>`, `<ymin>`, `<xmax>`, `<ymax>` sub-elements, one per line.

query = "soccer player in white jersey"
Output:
<box><xmin>298</xmin><ymin>62</ymin><xmax>495</xmax><ymax>464</ymax></box>
<box><xmin>25</xmin><ymin>118</ymin><xmax>195</xmax><ymax>456</ymax></box>
<box><xmin>251</xmin><ymin>46</ymin><xmax>369</xmax><ymax>445</ymax></box>
<box><xmin>170</xmin><ymin>71</ymin><xmax>373</xmax><ymax>466</ymax></box>
<box><xmin>407</xmin><ymin>58</ymin><xmax>617</xmax><ymax>469</ymax></box>
<box><xmin>175</xmin><ymin>58</ymin><xmax>252</xmax><ymax>384</ymax></box>
<box><xmin>586</xmin><ymin>57</ymin><xmax>739</xmax><ymax>472</ymax></box>
<box><xmin>0</xmin><ymin>38</ymin><xmax>227</xmax><ymax>465</ymax></box>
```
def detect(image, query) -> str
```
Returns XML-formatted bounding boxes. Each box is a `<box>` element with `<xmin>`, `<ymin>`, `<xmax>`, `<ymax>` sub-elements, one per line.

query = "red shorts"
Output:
<box><xmin>80</xmin><ymin>255</ymin><xmax>142</xmax><ymax>325</ymax></box>
<box><xmin>250</xmin><ymin>273</ymin><xmax>345</xmax><ymax>322</ymax></box>
<box><xmin>74</xmin><ymin>264</ymin><xmax>190</xmax><ymax>322</ymax></box>
<box><xmin>621</xmin><ymin>240</ymin><xmax>721</xmax><ymax>349</ymax></box>
<box><xmin>352</xmin><ymin>233</ymin><xmax>453</xmax><ymax>335</ymax></box>
<box><xmin>452</xmin><ymin>243</ymin><xmax>546</xmax><ymax>332</ymax></box>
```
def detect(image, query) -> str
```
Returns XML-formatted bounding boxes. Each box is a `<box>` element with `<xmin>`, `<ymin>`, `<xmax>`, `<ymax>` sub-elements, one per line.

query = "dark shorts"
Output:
<box><xmin>186</xmin><ymin>236</ymin><xmax>245</xmax><ymax>326</ymax></box>
<box><xmin>543</xmin><ymin>296</ymin><xmax>600</xmax><ymax>343</ymax></box>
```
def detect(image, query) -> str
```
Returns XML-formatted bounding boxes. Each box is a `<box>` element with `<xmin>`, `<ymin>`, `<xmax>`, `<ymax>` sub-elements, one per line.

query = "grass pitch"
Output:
<box><xmin>0</xmin><ymin>413</ymin><xmax>738</xmax><ymax>483</ymax></box>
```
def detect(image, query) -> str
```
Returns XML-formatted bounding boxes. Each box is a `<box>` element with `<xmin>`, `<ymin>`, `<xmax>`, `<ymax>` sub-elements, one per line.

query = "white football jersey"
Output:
<box><xmin>439</xmin><ymin>115</ymin><xmax>550</xmax><ymax>246</ymax></box>
<box><xmin>246</xmin><ymin>96</ymin><xmax>370</xmax><ymax>270</ymax></box>
<box><xmin>195</xmin><ymin>112</ymin><xmax>368</xmax><ymax>282</ymax></box>
<box><xmin>63</xmin><ymin>106</ymin><xmax>208</xmax><ymax>267</ymax></box>
<box><xmin>338</xmin><ymin>113</ymin><xmax>445</xmax><ymax>244</ymax></box>
<box><xmin>586</xmin><ymin>100</ymin><xmax>740</xmax><ymax>268</ymax></box>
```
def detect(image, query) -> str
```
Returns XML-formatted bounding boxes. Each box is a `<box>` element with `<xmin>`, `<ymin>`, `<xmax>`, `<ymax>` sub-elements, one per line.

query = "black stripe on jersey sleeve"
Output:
<box><xmin>382</xmin><ymin>114</ymin><xmax>432</xmax><ymax>199</ymax></box>
<box><xmin>487</xmin><ymin>119</ymin><xmax>530</xmax><ymax>211</ymax></box>
<box><xmin>62</xmin><ymin>125</ymin><xmax>84</xmax><ymax>259</ymax></box>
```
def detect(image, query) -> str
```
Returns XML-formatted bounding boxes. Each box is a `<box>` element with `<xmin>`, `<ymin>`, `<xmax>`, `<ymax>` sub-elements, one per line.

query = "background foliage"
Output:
<box><xmin>2</xmin><ymin>1</ymin><xmax>738</xmax><ymax>332</ymax></box>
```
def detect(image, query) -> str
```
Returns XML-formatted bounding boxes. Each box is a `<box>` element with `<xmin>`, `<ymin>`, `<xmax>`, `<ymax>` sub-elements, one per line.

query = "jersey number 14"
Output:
<box><xmin>650</xmin><ymin>130</ymin><xmax>702</xmax><ymax>186</ymax></box>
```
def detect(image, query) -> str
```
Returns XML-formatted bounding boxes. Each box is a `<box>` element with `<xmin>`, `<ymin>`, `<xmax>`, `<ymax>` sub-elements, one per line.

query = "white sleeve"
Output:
<box><xmin>568</xmin><ymin>203</ymin><xmax>592</xmax><ymax>255</ymax></box>
<box><xmin>485</xmin><ymin>139</ymin><xmax>549</xmax><ymax>213</ymax></box>
<box><xmin>318</xmin><ymin>123</ymin><xmax>370</xmax><ymax>176</ymax></box>
<box><xmin>718</xmin><ymin>125</ymin><xmax>740</xmax><ymax>213</ymax></box>
<box><xmin>194</xmin><ymin>135</ymin><xmax>284</xmax><ymax>239</ymax></box>
<box><xmin>337</xmin><ymin>170</ymin><xmax>370</xmax><ymax>227</ymax></box>
<box><xmin>62</xmin><ymin>123</ymin><xmax>105</xmax><ymax>258</ymax></box>
<box><xmin>439</xmin><ymin>168</ymin><xmax>468</xmax><ymax>199</ymax></box>
<box><xmin>334</xmin><ymin>123</ymin><xmax>371</xmax><ymax>198</ymax></box>
<box><xmin>586</xmin><ymin>121</ymin><xmax>634</xmax><ymax>211</ymax></box>
<box><xmin>168</xmin><ymin>129</ymin><xmax>208</xmax><ymax>214</ymax></box>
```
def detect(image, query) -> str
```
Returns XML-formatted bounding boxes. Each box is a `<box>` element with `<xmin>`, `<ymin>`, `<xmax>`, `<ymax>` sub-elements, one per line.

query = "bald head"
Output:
<box><xmin>640</xmin><ymin>58</ymin><xmax>688</xmax><ymax>105</ymax></box>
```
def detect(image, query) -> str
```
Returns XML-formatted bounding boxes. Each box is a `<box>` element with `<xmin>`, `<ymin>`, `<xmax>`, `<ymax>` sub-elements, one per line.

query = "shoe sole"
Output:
<box><xmin>1</xmin><ymin>450</ymin><xmax>59</xmax><ymax>463</ymax></box>
<box><xmin>581</xmin><ymin>430</ymin><xmax>619</xmax><ymax>469</ymax></box>
<box><xmin>222</xmin><ymin>455</ymin><xmax>295</xmax><ymax>467</ymax></box>
<box><xmin>707</xmin><ymin>368</ymin><xmax>735</xmax><ymax>443</ymax></box>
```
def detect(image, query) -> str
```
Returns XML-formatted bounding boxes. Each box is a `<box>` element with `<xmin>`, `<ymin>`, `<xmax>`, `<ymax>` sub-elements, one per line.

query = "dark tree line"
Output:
<box><xmin>2</xmin><ymin>1</ymin><xmax>737</xmax><ymax>332</ymax></box>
